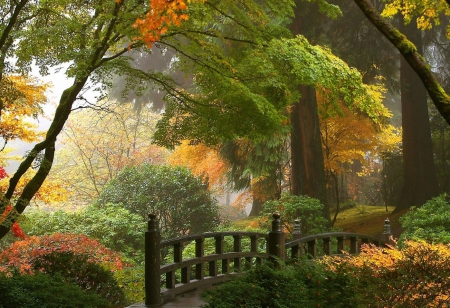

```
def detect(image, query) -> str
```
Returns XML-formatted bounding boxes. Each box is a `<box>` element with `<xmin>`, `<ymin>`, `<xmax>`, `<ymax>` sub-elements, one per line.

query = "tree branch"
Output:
<box><xmin>354</xmin><ymin>0</ymin><xmax>450</xmax><ymax>125</ymax></box>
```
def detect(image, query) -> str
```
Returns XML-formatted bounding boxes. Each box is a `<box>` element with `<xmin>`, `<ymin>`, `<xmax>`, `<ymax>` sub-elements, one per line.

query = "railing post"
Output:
<box><xmin>292</xmin><ymin>218</ymin><xmax>302</xmax><ymax>240</ymax></box>
<box><xmin>268</xmin><ymin>212</ymin><xmax>285</xmax><ymax>266</ymax></box>
<box><xmin>382</xmin><ymin>218</ymin><xmax>393</xmax><ymax>246</ymax></box>
<box><xmin>145</xmin><ymin>213</ymin><xmax>161</xmax><ymax>306</ymax></box>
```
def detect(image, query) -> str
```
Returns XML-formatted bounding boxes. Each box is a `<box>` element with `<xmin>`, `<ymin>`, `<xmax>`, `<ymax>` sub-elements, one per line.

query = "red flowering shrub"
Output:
<box><xmin>0</xmin><ymin>233</ymin><xmax>127</xmax><ymax>305</ymax></box>
<box><xmin>0</xmin><ymin>166</ymin><xmax>7</xmax><ymax>179</ymax></box>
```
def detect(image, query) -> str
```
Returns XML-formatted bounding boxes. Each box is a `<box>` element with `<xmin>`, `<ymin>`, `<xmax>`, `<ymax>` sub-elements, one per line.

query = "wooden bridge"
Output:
<box><xmin>128</xmin><ymin>213</ymin><xmax>393</xmax><ymax>307</ymax></box>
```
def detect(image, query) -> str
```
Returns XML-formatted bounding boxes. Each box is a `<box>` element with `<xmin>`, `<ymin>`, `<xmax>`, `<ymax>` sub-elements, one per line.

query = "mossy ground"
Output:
<box><xmin>233</xmin><ymin>205</ymin><xmax>407</xmax><ymax>239</ymax></box>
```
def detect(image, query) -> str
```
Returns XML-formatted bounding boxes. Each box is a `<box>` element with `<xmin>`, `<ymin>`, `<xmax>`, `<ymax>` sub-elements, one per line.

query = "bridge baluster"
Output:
<box><xmin>323</xmin><ymin>237</ymin><xmax>331</xmax><ymax>255</ymax></box>
<box><xmin>349</xmin><ymin>236</ymin><xmax>358</xmax><ymax>254</ymax></box>
<box><xmin>233</xmin><ymin>235</ymin><xmax>242</xmax><ymax>272</ymax></box>
<box><xmin>195</xmin><ymin>237</ymin><xmax>204</xmax><ymax>280</ymax></box>
<box><xmin>307</xmin><ymin>239</ymin><xmax>317</xmax><ymax>259</ymax></box>
<box><xmin>246</xmin><ymin>235</ymin><xmax>258</xmax><ymax>268</ymax></box>
<box><xmin>336</xmin><ymin>236</ymin><xmax>345</xmax><ymax>254</ymax></box>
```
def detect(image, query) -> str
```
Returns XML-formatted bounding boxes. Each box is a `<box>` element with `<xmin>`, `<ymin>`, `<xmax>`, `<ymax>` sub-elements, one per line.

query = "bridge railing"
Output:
<box><xmin>159</xmin><ymin>230</ymin><xmax>268</xmax><ymax>301</ymax></box>
<box><xmin>136</xmin><ymin>212</ymin><xmax>393</xmax><ymax>307</ymax></box>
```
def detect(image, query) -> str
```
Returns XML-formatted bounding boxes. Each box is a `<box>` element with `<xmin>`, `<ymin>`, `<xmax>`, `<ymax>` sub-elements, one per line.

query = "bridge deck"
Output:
<box><xmin>128</xmin><ymin>289</ymin><xmax>207</xmax><ymax>307</ymax></box>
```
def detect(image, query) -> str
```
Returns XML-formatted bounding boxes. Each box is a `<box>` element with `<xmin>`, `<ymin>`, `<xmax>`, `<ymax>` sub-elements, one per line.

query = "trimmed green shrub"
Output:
<box><xmin>260</xmin><ymin>193</ymin><xmax>329</xmax><ymax>235</ymax></box>
<box><xmin>399</xmin><ymin>194</ymin><xmax>450</xmax><ymax>244</ymax></box>
<box><xmin>0</xmin><ymin>272</ymin><xmax>111</xmax><ymax>308</ymax></box>
<box><xmin>96</xmin><ymin>164</ymin><xmax>221</xmax><ymax>240</ymax></box>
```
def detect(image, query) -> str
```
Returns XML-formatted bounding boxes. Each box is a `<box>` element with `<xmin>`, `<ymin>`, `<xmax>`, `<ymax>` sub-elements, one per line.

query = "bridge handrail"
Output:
<box><xmin>285</xmin><ymin>232</ymin><xmax>383</xmax><ymax>248</ymax></box>
<box><xmin>136</xmin><ymin>213</ymin><xmax>394</xmax><ymax>306</ymax></box>
<box><xmin>161</xmin><ymin>231</ymin><xmax>269</xmax><ymax>249</ymax></box>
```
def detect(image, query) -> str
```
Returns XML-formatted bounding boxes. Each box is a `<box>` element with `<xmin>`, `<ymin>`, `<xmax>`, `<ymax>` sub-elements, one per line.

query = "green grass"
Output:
<box><xmin>232</xmin><ymin>205</ymin><xmax>406</xmax><ymax>238</ymax></box>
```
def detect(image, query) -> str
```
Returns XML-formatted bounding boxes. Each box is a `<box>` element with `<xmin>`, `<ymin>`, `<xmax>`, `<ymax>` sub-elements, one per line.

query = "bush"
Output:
<box><xmin>201</xmin><ymin>261</ymin><xmax>356</xmax><ymax>308</ymax></box>
<box><xmin>23</xmin><ymin>203</ymin><xmax>145</xmax><ymax>260</ymax></box>
<box><xmin>0</xmin><ymin>234</ymin><xmax>126</xmax><ymax>306</ymax></box>
<box><xmin>260</xmin><ymin>193</ymin><xmax>329</xmax><ymax>235</ymax></box>
<box><xmin>399</xmin><ymin>194</ymin><xmax>450</xmax><ymax>244</ymax></box>
<box><xmin>322</xmin><ymin>241</ymin><xmax>450</xmax><ymax>308</ymax></box>
<box><xmin>96</xmin><ymin>164</ymin><xmax>221</xmax><ymax>239</ymax></box>
<box><xmin>0</xmin><ymin>272</ymin><xmax>111</xmax><ymax>308</ymax></box>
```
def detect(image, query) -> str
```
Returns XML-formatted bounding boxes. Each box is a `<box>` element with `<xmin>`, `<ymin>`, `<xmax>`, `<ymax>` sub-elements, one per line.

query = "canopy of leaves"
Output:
<box><xmin>96</xmin><ymin>163</ymin><xmax>221</xmax><ymax>239</ymax></box>
<box><xmin>155</xmin><ymin>33</ymin><xmax>391</xmax><ymax>148</ymax></box>
<box><xmin>0</xmin><ymin>75</ymin><xmax>47</xmax><ymax>151</ymax></box>
<box><xmin>168</xmin><ymin>141</ymin><xmax>228</xmax><ymax>191</ymax></box>
<box><xmin>382</xmin><ymin>0</ymin><xmax>450</xmax><ymax>38</ymax></box>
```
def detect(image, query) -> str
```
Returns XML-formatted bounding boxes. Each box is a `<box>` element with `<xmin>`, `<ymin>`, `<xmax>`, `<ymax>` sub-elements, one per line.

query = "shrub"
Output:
<box><xmin>322</xmin><ymin>240</ymin><xmax>450</xmax><ymax>307</ymax></box>
<box><xmin>201</xmin><ymin>261</ymin><xmax>356</xmax><ymax>308</ymax></box>
<box><xmin>114</xmin><ymin>265</ymin><xmax>145</xmax><ymax>304</ymax></box>
<box><xmin>23</xmin><ymin>203</ymin><xmax>145</xmax><ymax>260</ymax></box>
<box><xmin>260</xmin><ymin>193</ymin><xmax>329</xmax><ymax>235</ymax></box>
<box><xmin>0</xmin><ymin>272</ymin><xmax>111</xmax><ymax>308</ymax></box>
<box><xmin>0</xmin><ymin>234</ymin><xmax>126</xmax><ymax>306</ymax></box>
<box><xmin>96</xmin><ymin>164</ymin><xmax>221</xmax><ymax>239</ymax></box>
<box><xmin>399</xmin><ymin>194</ymin><xmax>450</xmax><ymax>244</ymax></box>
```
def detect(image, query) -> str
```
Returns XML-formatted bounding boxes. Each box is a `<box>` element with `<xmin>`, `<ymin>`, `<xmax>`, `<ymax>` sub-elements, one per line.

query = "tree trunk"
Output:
<box><xmin>395</xmin><ymin>20</ymin><xmax>440</xmax><ymax>212</ymax></box>
<box><xmin>289</xmin><ymin>3</ymin><xmax>330</xmax><ymax>225</ymax></box>
<box><xmin>290</xmin><ymin>85</ymin><xmax>330</xmax><ymax>224</ymax></box>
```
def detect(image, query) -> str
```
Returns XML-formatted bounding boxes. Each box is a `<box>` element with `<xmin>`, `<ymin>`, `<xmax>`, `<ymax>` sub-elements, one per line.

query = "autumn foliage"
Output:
<box><xmin>0</xmin><ymin>233</ymin><xmax>126</xmax><ymax>305</ymax></box>
<box><xmin>322</xmin><ymin>241</ymin><xmax>450</xmax><ymax>307</ymax></box>
<box><xmin>134</xmin><ymin>0</ymin><xmax>204</xmax><ymax>47</ymax></box>
<box><xmin>168</xmin><ymin>141</ymin><xmax>228</xmax><ymax>190</ymax></box>
<box><xmin>0</xmin><ymin>233</ymin><xmax>124</xmax><ymax>275</ymax></box>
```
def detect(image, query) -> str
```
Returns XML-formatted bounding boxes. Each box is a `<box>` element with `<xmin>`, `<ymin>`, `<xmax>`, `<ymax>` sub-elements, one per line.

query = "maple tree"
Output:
<box><xmin>50</xmin><ymin>102</ymin><xmax>168</xmax><ymax>202</ymax></box>
<box><xmin>167</xmin><ymin>141</ymin><xmax>228</xmax><ymax>190</ymax></box>
<box><xmin>0</xmin><ymin>75</ymin><xmax>47</xmax><ymax>151</ymax></box>
<box><xmin>134</xmin><ymin>0</ymin><xmax>205</xmax><ymax>47</ymax></box>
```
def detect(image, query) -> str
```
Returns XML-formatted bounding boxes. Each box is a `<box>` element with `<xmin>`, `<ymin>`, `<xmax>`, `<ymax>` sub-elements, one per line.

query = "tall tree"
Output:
<box><xmin>396</xmin><ymin>20</ymin><xmax>440</xmax><ymax>211</ymax></box>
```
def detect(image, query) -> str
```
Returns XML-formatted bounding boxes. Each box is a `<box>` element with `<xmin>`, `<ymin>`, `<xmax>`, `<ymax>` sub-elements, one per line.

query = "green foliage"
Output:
<box><xmin>97</xmin><ymin>164</ymin><xmax>221</xmax><ymax>240</ymax></box>
<box><xmin>200</xmin><ymin>261</ymin><xmax>355</xmax><ymax>308</ymax></box>
<box><xmin>23</xmin><ymin>203</ymin><xmax>145</xmax><ymax>259</ymax></box>
<box><xmin>0</xmin><ymin>272</ymin><xmax>111</xmax><ymax>308</ymax></box>
<box><xmin>399</xmin><ymin>194</ymin><xmax>450</xmax><ymax>244</ymax></box>
<box><xmin>261</xmin><ymin>194</ymin><xmax>329</xmax><ymax>235</ymax></box>
<box><xmin>32</xmin><ymin>252</ymin><xmax>126</xmax><ymax>306</ymax></box>
<box><xmin>114</xmin><ymin>265</ymin><xmax>145</xmax><ymax>305</ymax></box>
